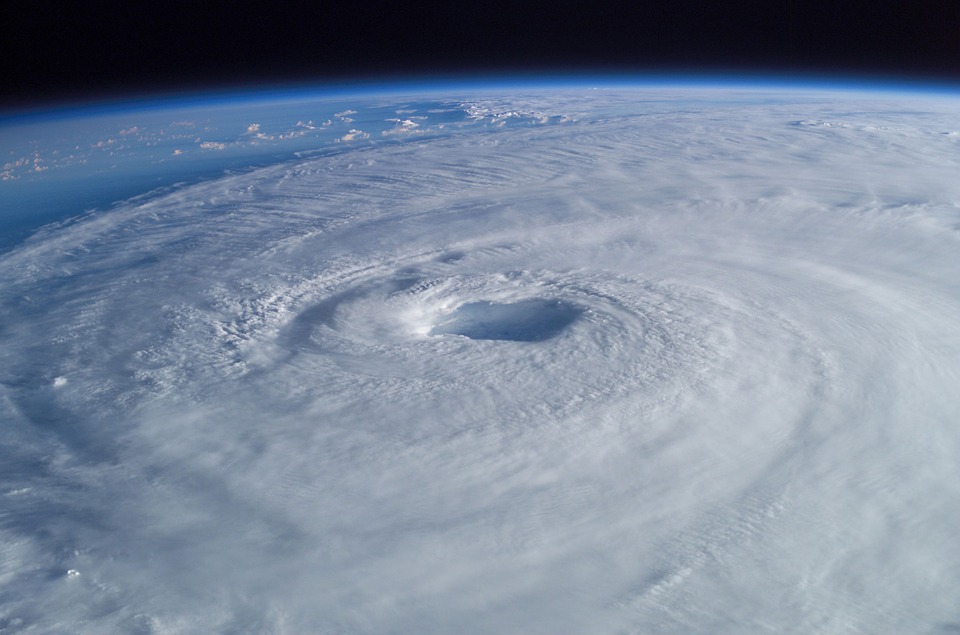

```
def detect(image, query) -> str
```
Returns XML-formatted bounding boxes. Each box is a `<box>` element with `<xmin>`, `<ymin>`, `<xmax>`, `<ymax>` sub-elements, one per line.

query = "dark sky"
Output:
<box><xmin>4</xmin><ymin>0</ymin><xmax>960</xmax><ymax>109</ymax></box>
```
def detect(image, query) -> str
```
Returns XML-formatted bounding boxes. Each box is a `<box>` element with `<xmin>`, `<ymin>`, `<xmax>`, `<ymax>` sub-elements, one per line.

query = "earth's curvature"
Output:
<box><xmin>2</xmin><ymin>82</ymin><xmax>960</xmax><ymax>633</ymax></box>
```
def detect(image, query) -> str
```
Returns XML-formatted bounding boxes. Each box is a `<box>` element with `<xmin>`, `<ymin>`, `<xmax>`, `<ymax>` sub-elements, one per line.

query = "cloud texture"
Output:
<box><xmin>2</xmin><ymin>87</ymin><xmax>960</xmax><ymax>633</ymax></box>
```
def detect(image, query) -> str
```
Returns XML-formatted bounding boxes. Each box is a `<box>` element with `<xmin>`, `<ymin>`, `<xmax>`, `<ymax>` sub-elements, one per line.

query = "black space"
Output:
<box><xmin>3</xmin><ymin>0</ymin><xmax>960</xmax><ymax>108</ymax></box>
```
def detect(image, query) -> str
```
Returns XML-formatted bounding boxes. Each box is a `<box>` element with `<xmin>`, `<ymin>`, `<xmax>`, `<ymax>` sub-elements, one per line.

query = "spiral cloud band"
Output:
<box><xmin>2</xmin><ymin>88</ymin><xmax>960</xmax><ymax>633</ymax></box>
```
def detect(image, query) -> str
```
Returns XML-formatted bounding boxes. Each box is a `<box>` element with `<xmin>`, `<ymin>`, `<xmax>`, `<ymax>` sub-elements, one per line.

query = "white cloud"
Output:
<box><xmin>3</xmin><ymin>88</ymin><xmax>960</xmax><ymax>633</ymax></box>
<box><xmin>381</xmin><ymin>119</ymin><xmax>422</xmax><ymax>136</ymax></box>
<box><xmin>338</xmin><ymin>129</ymin><xmax>369</xmax><ymax>141</ymax></box>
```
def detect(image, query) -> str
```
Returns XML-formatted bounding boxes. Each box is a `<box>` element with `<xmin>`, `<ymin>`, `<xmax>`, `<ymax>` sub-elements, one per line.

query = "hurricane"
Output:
<box><xmin>2</xmin><ymin>85</ymin><xmax>960</xmax><ymax>633</ymax></box>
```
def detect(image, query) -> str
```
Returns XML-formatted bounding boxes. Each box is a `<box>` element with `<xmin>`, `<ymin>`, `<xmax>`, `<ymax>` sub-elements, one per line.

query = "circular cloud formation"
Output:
<box><xmin>2</xmin><ymin>87</ymin><xmax>960</xmax><ymax>633</ymax></box>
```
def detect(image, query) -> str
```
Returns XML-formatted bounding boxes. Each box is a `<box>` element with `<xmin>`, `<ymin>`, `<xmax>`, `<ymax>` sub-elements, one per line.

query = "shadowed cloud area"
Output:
<box><xmin>430</xmin><ymin>299</ymin><xmax>583</xmax><ymax>342</ymax></box>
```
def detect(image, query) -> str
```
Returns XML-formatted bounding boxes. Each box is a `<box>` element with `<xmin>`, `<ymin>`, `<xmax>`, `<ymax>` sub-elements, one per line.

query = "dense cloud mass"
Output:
<box><xmin>2</xmin><ymin>88</ymin><xmax>960</xmax><ymax>633</ymax></box>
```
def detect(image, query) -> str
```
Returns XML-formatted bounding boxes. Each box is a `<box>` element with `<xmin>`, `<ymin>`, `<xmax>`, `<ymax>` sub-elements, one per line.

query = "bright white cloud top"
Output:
<box><xmin>2</xmin><ymin>85</ymin><xmax>960</xmax><ymax>633</ymax></box>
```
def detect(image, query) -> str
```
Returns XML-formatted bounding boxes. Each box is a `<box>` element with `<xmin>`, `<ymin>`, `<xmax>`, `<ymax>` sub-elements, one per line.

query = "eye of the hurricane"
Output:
<box><xmin>429</xmin><ymin>298</ymin><xmax>583</xmax><ymax>342</ymax></box>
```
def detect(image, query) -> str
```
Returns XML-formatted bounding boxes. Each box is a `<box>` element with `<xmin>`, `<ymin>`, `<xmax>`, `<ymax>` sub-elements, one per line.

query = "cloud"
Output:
<box><xmin>338</xmin><ymin>129</ymin><xmax>369</xmax><ymax>141</ymax></box>
<box><xmin>2</xmin><ymin>87</ymin><xmax>960</xmax><ymax>633</ymax></box>
<box><xmin>382</xmin><ymin>118</ymin><xmax>422</xmax><ymax>136</ymax></box>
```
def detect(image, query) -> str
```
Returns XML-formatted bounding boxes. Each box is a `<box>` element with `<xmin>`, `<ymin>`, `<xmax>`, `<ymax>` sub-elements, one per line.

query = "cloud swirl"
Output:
<box><xmin>2</xmin><ymin>87</ymin><xmax>960</xmax><ymax>633</ymax></box>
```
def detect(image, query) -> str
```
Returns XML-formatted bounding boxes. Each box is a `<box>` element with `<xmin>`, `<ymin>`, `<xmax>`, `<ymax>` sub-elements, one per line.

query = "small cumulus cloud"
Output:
<box><xmin>2</xmin><ymin>156</ymin><xmax>30</xmax><ymax>180</ymax></box>
<box><xmin>382</xmin><ymin>119</ymin><xmax>423</xmax><ymax>136</ymax></box>
<box><xmin>244</xmin><ymin>123</ymin><xmax>274</xmax><ymax>140</ymax></box>
<box><xmin>338</xmin><ymin>129</ymin><xmax>369</xmax><ymax>142</ymax></box>
<box><xmin>32</xmin><ymin>151</ymin><xmax>48</xmax><ymax>172</ymax></box>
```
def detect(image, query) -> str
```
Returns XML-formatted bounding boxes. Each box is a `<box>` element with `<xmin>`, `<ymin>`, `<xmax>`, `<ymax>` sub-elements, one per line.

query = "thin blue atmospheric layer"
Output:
<box><xmin>430</xmin><ymin>299</ymin><xmax>584</xmax><ymax>342</ymax></box>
